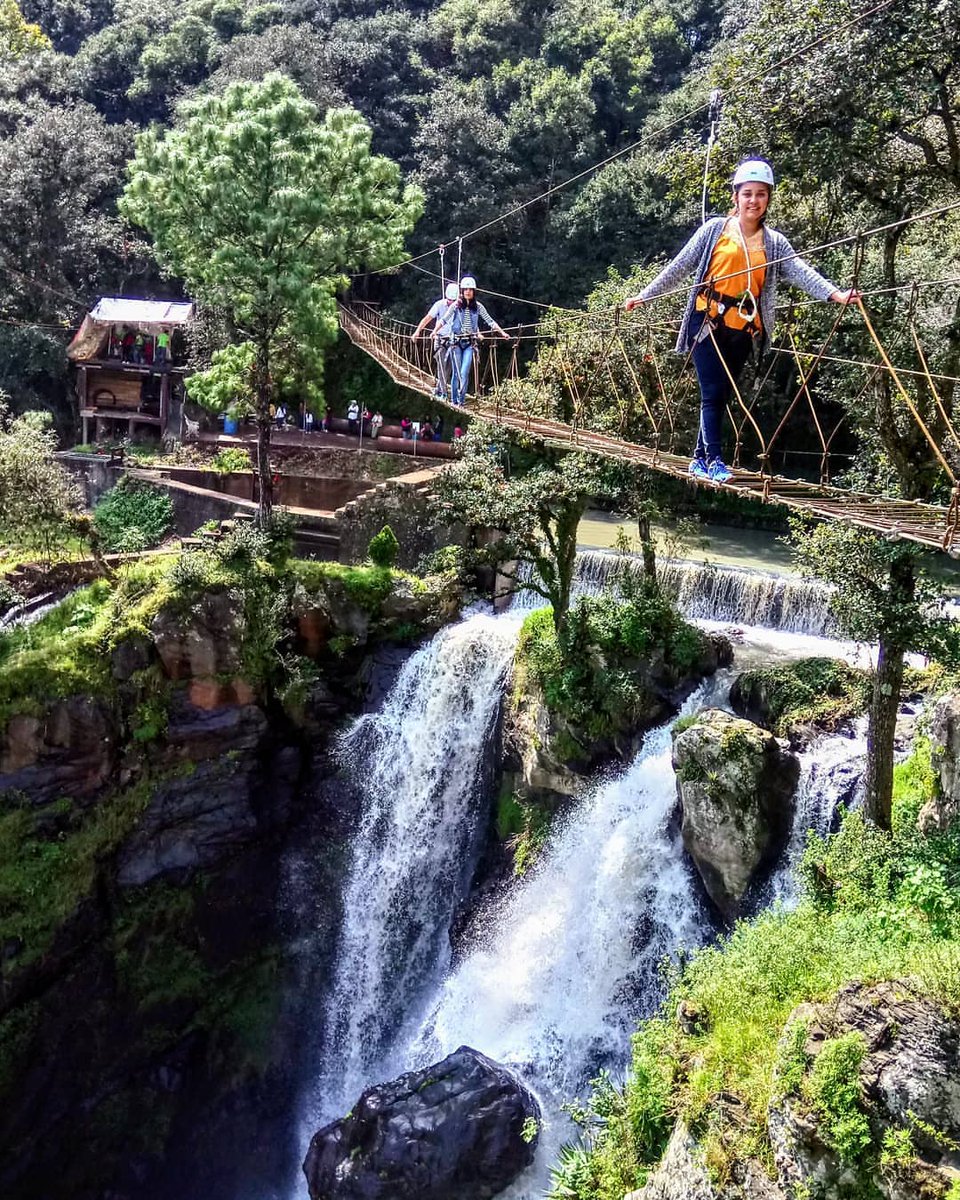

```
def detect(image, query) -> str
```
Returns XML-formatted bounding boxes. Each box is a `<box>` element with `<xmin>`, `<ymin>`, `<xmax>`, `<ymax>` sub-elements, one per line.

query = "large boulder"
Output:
<box><xmin>769</xmin><ymin>980</ymin><xmax>960</xmax><ymax>1199</ymax></box>
<box><xmin>302</xmin><ymin>1046</ymin><xmax>540</xmax><ymax>1200</ymax></box>
<box><xmin>729</xmin><ymin>658</ymin><xmax>869</xmax><ymax>745</ymax></box>
<box><xmin>672</xmin><ymin>710</ymin><xmax>798</xmax><ymax>920</ymax></box>
<box><xmin>922</xmin><ymin>690</ymin><xmax>960</xmax><ymax>831</ymax></box>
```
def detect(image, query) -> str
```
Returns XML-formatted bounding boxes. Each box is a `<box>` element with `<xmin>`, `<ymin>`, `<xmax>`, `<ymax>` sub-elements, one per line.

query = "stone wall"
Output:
<box><xmin>58</xmin><ymin>452</ymin><xmax>124</xmax><ymax>506</ymax></box>
<box><xmin>336</xmin><ymin>471</ymin><xmax>469</xmax><ymax>569</ymax></box>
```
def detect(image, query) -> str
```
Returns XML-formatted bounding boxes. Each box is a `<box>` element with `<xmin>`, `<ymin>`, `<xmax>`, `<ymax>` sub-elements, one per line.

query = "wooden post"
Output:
<box><xmin>159</xmin><ymin>371</ymin><xmax>170</xmax><ymax>434</ymax></box>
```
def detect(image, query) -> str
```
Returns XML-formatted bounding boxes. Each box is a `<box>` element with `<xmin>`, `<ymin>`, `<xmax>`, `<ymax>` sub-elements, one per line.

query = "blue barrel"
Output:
<box><xmin>224</xmin><ymin>416</ymin><xmax>238</xmax><ymax>435</ymax></box>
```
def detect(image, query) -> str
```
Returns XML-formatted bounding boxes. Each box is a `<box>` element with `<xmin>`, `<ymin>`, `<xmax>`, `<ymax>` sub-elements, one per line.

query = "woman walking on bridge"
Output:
<box><xmin>447</xmin><ymin>276</ymin><xmax>511</xmax><ymax>407</ymax></box>
<box><xmin>624</xmin><ymin>158</ymin><xmax>859</xmax><ymax>483</ymax></box>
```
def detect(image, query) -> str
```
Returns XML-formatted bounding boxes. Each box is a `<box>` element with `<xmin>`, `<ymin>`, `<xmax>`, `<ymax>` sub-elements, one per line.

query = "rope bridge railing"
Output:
<box><xmin>338</xmin><ymin>294</ymin><xmax>960</xmax><ymax>554</ymax></box>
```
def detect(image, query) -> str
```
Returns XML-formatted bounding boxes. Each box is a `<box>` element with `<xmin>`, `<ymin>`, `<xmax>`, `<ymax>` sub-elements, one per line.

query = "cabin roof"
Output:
<box><xmin>89</xmin><ymin>298</ymin><xmax>194</xmax><ymax>326</ymax></box>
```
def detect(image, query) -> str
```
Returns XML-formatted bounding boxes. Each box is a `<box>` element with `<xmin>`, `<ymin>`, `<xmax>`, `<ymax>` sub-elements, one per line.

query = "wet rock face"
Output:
<box><xmin>672</xmin><ymin>709</ymin><xmax>799</xmax><ymax>921</ymax></box>
<box><xmin>923</xmin><ymin>690</ymin><xmax>960</xmax><ymax>831</ymax></box>
<box><xmin>151</xmin><ymin>588</ymin><xmax>244</xmax><ymax>680</ymax></box>
<box><xmin>303</xmin><ymin>1046</ymin><xmax>540</xmax><ymax>1200</ymax></box>
<box><xmin>0</xmin><ymin>695</ymin><xmax>117</xmax><ymax>805</ymax></box>
<box><xmin>769</xmin><ymin>980</ymin><xmax>960</xmax><ymax>1199</ymax></box>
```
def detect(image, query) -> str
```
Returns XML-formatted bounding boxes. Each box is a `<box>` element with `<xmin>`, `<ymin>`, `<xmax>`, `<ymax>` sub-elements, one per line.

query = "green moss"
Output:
<box><xmin>737</xmin><ymin>657</ymin><xmax>871</xmax><ymax>737</ymax></box>
<box><xmin>291</xmin><ymin>559</ymin><xmax>397</xmax><ymax>612</ymax></box>
<box><xmin>0</xmin><ymin>772</ymin><xmax>161</xmax><ymax>970</ymax></box>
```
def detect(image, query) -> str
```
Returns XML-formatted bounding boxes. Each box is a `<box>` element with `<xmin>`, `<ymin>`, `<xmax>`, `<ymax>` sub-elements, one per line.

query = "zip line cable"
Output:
<box><xmin>361</xmin><ymin>0</ymin><xmax>898</xmax><ymax>279</ymax></box>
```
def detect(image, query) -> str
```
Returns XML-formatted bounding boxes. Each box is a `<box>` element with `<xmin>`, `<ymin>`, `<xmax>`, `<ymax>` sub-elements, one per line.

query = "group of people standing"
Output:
<box><xmin>412</xmin><ymin>275</ymin><xmax>511</xmax><ymax>406</ymax></box>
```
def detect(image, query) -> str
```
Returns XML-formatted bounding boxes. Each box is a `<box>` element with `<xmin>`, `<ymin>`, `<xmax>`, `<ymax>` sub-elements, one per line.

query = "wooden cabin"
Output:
<box><xmin>68</xmin><ymin>298</ymin><xmax>194</xmax><ymax>444</ymax></box>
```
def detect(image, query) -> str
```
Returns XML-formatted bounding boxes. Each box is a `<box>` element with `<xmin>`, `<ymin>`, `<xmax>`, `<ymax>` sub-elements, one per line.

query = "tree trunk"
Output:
<box><xmin>864</xmin><ymin>635</ymin><xmax>904</xmax><ymax>831</ymax></box>
<box><xmin>637</xmin><ymin>510</ymin><xmax>658</xmax><ymax>591</ymax></box>
<box><xmin>863</xmin><ymin>555</ymin><xmax>915</xmax><ymax>829</ymax></box>
<box><xmin>254</xmin><ymin>341</ymin><xmax>273</xmax><ymax>527</ymax></box>
<box><xmin>551</xmin><ymin>501</ymin><xmax>584</xmax><ymax>637</ymax></box>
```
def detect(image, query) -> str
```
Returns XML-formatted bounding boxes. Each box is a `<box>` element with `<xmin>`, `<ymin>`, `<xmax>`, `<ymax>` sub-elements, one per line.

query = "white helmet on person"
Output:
<box><xmin>444</xmin><ymin>282</ymin><xmax>459</xmax><ymax>300</ymax></box>
<box><xmin>732</xmin><ymin>158</ymin><xmax>775</xmax><ymax>189</ymax></box>
<box><xmin>459</xmin><ymin>275</ymin><xmax>477</xmax><ymax>290</ymax></box>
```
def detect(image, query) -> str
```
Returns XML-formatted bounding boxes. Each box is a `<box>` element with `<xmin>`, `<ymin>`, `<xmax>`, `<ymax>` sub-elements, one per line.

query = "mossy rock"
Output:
<box><xmin>730</xmin><ymin>657</ymin><xmax>870</xmax><ymax>742</ymax></box>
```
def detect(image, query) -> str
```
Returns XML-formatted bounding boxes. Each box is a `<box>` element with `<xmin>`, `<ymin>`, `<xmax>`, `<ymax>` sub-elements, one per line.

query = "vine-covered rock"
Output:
<box><xmin>769</xmin><ymin>979</ymin><xmax>960</xmax><ymax>1199</ymax></box>
<box><xmin>672</xmin><ymin>710</ymin><xmax>798</xmax><ymax>920</ymax></box>
<box><xmin>303</xmin><ymin>1046</ymin><xmax>540</xmax><ymax>1200</ymax></box>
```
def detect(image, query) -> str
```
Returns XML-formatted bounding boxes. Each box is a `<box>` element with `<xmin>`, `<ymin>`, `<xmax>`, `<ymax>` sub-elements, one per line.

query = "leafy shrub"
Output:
<box><xmin>417</xmin><ymin>544</ymin><xmax>467</xmax><ymax>577</ymax></box>
<box><xmin>805</xmin><ymin>1033</ymin><xmax>871</xmax><ymax>1163</ymax></box>
<box><xmin>0</xmin><ymin>576</ymin><xmax>23</xmax><ymax>617</ymax></box>
<box><xmin>93</xmin><ymin>478</ymin><xmax>174</xmax><ymax>552</ymax></box>
<box><xmin>211</xmin><ymin>447</ymin><xmax>252</xmax><ymax>474</ymax></box>
<box><xmin>368</xmin><ymin>524</ymin><xmax>400</xmax><ymax>568</ymax></box>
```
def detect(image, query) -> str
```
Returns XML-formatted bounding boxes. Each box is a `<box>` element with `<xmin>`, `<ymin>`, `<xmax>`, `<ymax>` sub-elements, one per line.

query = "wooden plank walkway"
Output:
<box><xmin>339</xmin><ymin>303</ymin><xmax>960</xmax><ymax>554</ymax></box>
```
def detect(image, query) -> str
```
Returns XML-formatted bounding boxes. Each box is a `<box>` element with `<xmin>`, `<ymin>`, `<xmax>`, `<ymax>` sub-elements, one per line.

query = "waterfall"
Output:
<box><xmin>576</xmin><ymin>550</ymin><xmax>836</xmax><ymax>635</ymax></box>
<box><xmin>769</xmin><ymin>719</ymin><xmax>867</xmax><ymax>903</ymax></box>
<box><xmin>511</xmin><ymin>551</ymin><xmax>836</xmax><ymax>636</ymax></box>
<box><xmin>305</xmin><ymin>610</ymin><xmax>523</xmax><ymax>1125</ymax></box>
<box><xmin>404</xmin><ymin>684</ymin><xmax>716</xmax><ymax>1090</ymax></box>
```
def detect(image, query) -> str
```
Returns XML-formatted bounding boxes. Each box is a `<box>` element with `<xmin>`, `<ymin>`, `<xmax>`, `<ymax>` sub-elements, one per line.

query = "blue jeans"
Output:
<box><xmin>450</xmin><ymin>341</ymin><xmax>474</xmax><ymax>407</ymax></box>
<box><xmin>434</xmin><ymin>341</ymin><xmax>451</xmax><ymax>397</ymax></box>
<box><xmin>689</xmin><ymin>311</ymin><xmax>754</xmax><ymax>461</ymax></box>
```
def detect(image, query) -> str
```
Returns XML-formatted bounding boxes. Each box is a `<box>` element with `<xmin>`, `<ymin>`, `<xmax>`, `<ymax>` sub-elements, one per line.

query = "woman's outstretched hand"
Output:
<box><xmin>830</xmin><ymin>288</ymin><xmax>862</xmax><ymax>304</ymax></box>
<box><xmin>624</xmin><ymin>296</ymin><xmax>644</xmax><ymax>311</ymax></box>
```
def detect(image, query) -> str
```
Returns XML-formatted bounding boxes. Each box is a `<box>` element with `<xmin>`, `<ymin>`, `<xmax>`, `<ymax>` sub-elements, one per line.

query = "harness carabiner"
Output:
<box><xmin>737</xmin><ymin>289</ymin><xmax>758</xmax><ymax>324</ymax></box>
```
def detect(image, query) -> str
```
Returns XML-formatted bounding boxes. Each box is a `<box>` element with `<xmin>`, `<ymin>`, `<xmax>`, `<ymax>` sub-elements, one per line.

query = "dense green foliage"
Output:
<box><xmin>0</xmin><ymin>400</ymin><xmax>83</xmax><ymax>562</ymax></box>
<box><xmin>516</xmin><ymin>589</ymin><xmax>702</xmax><ymax>741</ymax></box>
<box><xmin>120</xmin><ymin>71</ymin><xmax>421</xmax><ymax>519</ymax></box>
<box><xmin>92</xmin><ymin>476</ymin><xmax>174</xmax><ymax>551</ymax></box>
<box><xmin>0</xmin><ymin>0</ymin><xmax>952</xmax><ymax>476</ymax></box>
<box><xmin>367</xmin><ymin>524</ymin><xmax>400</xmax><ymax>568</ymax></box>
<box><xmin>552</xmin><ymin>738</ymin><xmax>960</xmax><ymax>1198</ymax></box>
<box><xmin>735</xmin><ymin>656</ymin><xmax>871</xmax><ymax>737</ymax></box>
<box><xmin>438</xmin><ymin>423</ymin><xmax>632</xmax><ymax>630</ymax></box>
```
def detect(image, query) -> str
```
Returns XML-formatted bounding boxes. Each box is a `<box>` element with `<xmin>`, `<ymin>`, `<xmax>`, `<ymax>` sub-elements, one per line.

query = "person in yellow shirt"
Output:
<box><xmin>625</xmin><ymin>158</ymin><xmax>859</xmax><ymax>483</ymax></box>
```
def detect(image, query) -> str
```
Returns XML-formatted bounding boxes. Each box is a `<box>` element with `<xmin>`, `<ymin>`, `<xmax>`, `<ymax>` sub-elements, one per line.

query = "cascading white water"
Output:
<box><xmin>289</xmin><ymin>566</ymin><xmax>874</xmax><ymax>1199</ymax></box>
<box><xmin>405</xmin><ymin>681</ymin><xmax>718</xmax><ymax>1091</ymax></box>
<box><xmin>573</xmin><ymin>550</ymin><xmax>836</xmax><ymax>635</ymax></box>
<box><xmin>305</xmin><ymin>610</ymin><xmax>523</xmax><ymax>1126</ymax></box>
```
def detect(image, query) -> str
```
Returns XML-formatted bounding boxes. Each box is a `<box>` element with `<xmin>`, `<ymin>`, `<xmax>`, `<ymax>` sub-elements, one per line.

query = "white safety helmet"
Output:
<box><xmin>444</xmin><ymin>282</ymin><xmax>459</xmax><ymax>300</ymax></box>
<box><xmin>459</xmin><ymin>275</ymin><xmax>477</xmax><ymax>290</ymax></box>
<box><xmin>732</xmin><ymin>158</ymin><xmax>775</xmax><ymax>189</ymax></box>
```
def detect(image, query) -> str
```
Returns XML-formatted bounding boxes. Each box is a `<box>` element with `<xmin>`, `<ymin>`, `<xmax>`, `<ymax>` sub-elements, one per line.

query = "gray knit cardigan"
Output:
<box><xmin>639</xmin><ymin>217</ymin><xmax>838</xmax><ymax>353</ymax></box>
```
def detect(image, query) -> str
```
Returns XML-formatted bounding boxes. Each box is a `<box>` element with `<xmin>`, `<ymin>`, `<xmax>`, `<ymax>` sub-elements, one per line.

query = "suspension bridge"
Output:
<box><xmin>339</xmin><ymin>293</ymin><xmax>960</xmax><ymax>555</ymax></box>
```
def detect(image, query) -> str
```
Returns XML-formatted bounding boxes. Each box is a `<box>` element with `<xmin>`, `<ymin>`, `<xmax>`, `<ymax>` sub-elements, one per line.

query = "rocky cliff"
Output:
<box><xmin>0</xmin><ymin>549</ymin><xmax>460</xmax><ymax>1200</ymax></box>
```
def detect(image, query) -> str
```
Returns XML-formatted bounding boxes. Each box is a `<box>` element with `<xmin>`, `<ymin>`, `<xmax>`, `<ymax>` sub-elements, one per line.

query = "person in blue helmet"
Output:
<box><xmin>624</xmin><ymin>158</ymin><xmax>860</xmax><ymax>483</ymax></box>
<box><xmin>446</xmin><ymin>275</ymin><xmax>511</xmax><ymax>407</ymax></box>
<box><xmin>413</xmin><ymin>281</ymin><xmax>460</xmax><ymax>399</ymax></box>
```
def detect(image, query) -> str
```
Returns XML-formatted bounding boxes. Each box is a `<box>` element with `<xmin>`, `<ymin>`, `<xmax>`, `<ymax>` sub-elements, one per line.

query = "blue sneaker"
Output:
<box><xmin>708</xmin><ymin>457</ymin><xmax>732</xmax><ymax>483</ymax></box>
<box><xmin>689</xmin><ymin>456</ymin><xmax>709</xmax><ymax>479</ymax></box>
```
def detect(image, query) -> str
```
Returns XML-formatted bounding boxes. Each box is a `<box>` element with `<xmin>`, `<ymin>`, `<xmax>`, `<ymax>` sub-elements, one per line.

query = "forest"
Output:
<box><xmin>0</xmin><ymin>0</ymin><xmax>957</xmax><ymax>490</ymax></box>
